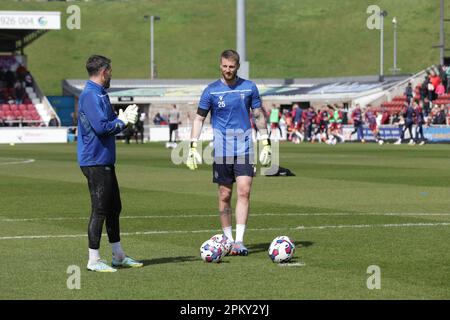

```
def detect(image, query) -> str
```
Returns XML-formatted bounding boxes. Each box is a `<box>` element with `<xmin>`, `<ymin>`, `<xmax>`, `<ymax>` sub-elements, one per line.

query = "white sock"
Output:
<box><xmin>88</xmin><ymin>248</ymin><xmax>100</xmax><ymax>264</ymax></box>
<box><xmin>235</xmin><ymin>224</ymin><xmax>246</xmax><ymax>243</ymax></box>
<box><xmin>111</xmin><ymin>242</ymin><xmax>125</xmax><ymax>260</ymax></box>
<box><xmin>222</xmin><ymin>226</ymin><xmax>234</xmax><ymax>242</ymax></box>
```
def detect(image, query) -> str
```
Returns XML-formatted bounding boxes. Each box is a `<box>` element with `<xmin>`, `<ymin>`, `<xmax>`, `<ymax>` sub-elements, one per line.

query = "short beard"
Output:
<box><xmin>103</xmin><ymin>78</ymin><xmax>111</xmax><ymax>89</ymax></box>
<box><xmin>222</xmin><ymin>72</ymin><xmax>237</xmax><ymax>82</ymax></box>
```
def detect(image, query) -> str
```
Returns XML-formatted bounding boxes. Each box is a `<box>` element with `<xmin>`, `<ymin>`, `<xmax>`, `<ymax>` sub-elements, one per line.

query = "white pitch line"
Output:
<box><xmin>0</xmin><ymin>158</ymin><xmax>35</xmax><ymax>166</ymax></box>
<box><xmin>2</xmin><ymin>212</ymin><xmax>450</xmax><ymax>222</ymax></box>
<box><xmin>1</xmin><ymin>222</ymin><xmax>449</xmax><ymax>240</ymax></box>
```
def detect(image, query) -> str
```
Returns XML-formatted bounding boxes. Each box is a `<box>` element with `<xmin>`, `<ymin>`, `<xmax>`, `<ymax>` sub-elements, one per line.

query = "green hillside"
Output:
<box><xmin>1</xmin><ymin>0</ymin><xmax>443</xmax><ymax>95</ymax></box>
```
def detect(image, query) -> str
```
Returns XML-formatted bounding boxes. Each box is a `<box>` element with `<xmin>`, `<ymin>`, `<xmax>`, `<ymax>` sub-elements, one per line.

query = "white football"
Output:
<box><xmin>200</xmin><ymin>239</ymin><xmax>225</xmax><ymax>263</ymax></box>
<box><xmin>268</xmin><ymin>236</ymin><xmax>296</xmax><ymax>263</ymax></box>
<box><xmin>210</xmin><ymin>234</ymin><xmax>232</xmax><ymax>256</ymax></box>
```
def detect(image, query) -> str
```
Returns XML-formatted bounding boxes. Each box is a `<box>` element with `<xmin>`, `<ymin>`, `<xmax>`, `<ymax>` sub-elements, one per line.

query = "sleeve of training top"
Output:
<box><xmin>198</xmin><ymin>86</ymin><xmax>212</xmax><ymax>111</ymax></box>
<box><xmin>82</xmin><ymin>91</ymin><xmax>125</xmax><ymax>136</ymax></box>
<box><xmin>251</xmin><ymin>83</ymin><xmax>262</xmax><ymax>109</ymax></box>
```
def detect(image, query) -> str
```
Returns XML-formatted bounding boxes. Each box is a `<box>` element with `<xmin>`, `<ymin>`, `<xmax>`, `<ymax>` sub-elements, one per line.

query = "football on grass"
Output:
<box><xmin>268</xmin><ymin>236</ymin><xmax>295</xmax><ymax>263</ymax></box>
<box><xmin>200</xmin><ymin>239</ymin><xmax>225</xmax><ymax>263</ymax></box>
<box><xmin>210</xmin><ymin>233</ymin><xmax>232</xmax><ymax>256</ymax></box>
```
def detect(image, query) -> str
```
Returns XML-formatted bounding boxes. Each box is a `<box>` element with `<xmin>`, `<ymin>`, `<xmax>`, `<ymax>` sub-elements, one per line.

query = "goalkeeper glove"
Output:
<box><xmin>117</xmin><ymin>105</ymin><xmax>139</xmax><ymax>125</ymax></box>
<box><xmin>186</xmin><ymin>140</ymin><xmax>202</xmax><ymax>170</ymax></box>
<box><xmin>125</xmin><ymin>104</ymin><xmax>139</xmax><ymax>124</ymax></box>
<box><xmin>117</xmin><ymin>109</ymin><xmax>129</xmax><ymax>125</ymax></box>
<box><xmin>259</xmin><ymin>135</ymin><xmax>272</xmax><ymax>166</ymax></box>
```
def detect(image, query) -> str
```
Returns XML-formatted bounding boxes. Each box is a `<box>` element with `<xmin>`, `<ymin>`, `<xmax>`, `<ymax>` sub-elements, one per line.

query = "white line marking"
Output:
<box><xmin>1</xmin><ymin>222</ymin><xmax>449</xmax><ymax>240</ymax></box>
<box><xmin>278</xmin><ymin>262</ymin><xmax>306</xmax><ymax>267</ymax></box>
<box><xmin>0</xmin><ymin>158</ymin><xmax>35</xmax><ymax>166</ymax></box>
<box><xmin>2</xmin><ymin>212</ymin><xmax>450</xmax><ymax>222</ymax></box>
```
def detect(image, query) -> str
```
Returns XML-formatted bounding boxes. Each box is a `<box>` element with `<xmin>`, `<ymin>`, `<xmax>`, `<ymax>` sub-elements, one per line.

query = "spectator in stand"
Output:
<box><xmin>420</xmin><ymin>76</ymin><xmax>429</xmax><ymax>101</ymax></box>
<box><xmin>153</xmin><ymin>112</ymin><xmax>164</xmax><ymax>125</ymax></box>
<box><xmin>16</xmin><ymin>64</ymin><xmax>27</xmax><ymax>82</ymax></box>
<box><xmin>6</xmin><ymin>95</ymin><xmax>14</xmax><ymax>105</ymax></box>
<box><xmin>404</xmin><ymin>82</ymin><xmax>413</xmax><ymax>103</ymax></box>
<box><xmin>381</xmin><ymin>106</ymin><xmax>391</xmax><ymax>124</ymax></box>
<box><xmin>24</xmin><ymin>71</ymin><xmax>33</xmax><ymax>88</ymax></box>
<box><xmin>445</xmin><ymin>65</ymin><xmax>450</xmax><ymax>93</ymax></box>
<box><xmin>4</xmin><ymin>68</ymin><xmax>15</xmax><ymax>89</ymax></box>
<box><xmin>429</xmin><ymin>71</ymin><xmax>441</xmax><ymax>101</ymax></box>
<box><xmin>438</xmin><ymin>65</ymin><xmax>447</xmax><ymax>90</ymax></box>
<box><xmin>436</xmin><ymin>82</ymin><xmax>446</xmax><ymax>96</ymax></box>
<box><xmin>0</xmin><ymin>68</ymin><xmax>6</xmax><ymax>84</ymax></box>
<box><xmin>48</xmin><ymin>114</ymin><xmax>60</xmax><ymax>127</ymax></box>
<box><xmin>423</xmin><ymin>97</ymin><xmax>432</xmax><ymax>117</ymax></box>
<box><xmin>430</xmin><ymin>106</ymin><xmax>439</xmax><ymax>124</ymax></box>
<box><xmin>438</xmin><ymin>105</ymin><xmax>447</xmax><ymax>124</ymax></box>
<box><xmin>14</xmin><ymin>81</ymin><xmax>25</xmax><ymax>105</ymax></box>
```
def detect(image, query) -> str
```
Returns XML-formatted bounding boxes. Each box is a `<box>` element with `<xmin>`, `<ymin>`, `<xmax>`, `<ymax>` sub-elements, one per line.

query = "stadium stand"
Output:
<box><xmin>0</xmin><ymin>67</ymin><xmax>44</xmax><ymax>127</ymax></box>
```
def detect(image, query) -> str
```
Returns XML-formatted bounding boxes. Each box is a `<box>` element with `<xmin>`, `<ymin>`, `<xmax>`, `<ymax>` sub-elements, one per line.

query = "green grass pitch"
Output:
<box><xmin>0</xmin><ymin>142</ymin><xmax>449</xmax><ymax>299</ymax></box>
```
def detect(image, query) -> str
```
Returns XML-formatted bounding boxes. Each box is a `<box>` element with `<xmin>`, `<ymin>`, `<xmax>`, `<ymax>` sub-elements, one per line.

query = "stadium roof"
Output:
<box><xmin>63</xmin><ymin>74</ymin><xmax>411</xmax><ymax>105</ymax></box>
<box><xmin>0</xmin><ymin>29</ymin><xmax>48</xmax><ymax>52</ymax></box>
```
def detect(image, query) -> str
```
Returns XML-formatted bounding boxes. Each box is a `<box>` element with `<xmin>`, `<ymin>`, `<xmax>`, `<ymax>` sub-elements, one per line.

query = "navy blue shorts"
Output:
<box><xmin>213</xmin><ymin>156</ymin><xmax>255</xmax><ymax>185</ymax></box>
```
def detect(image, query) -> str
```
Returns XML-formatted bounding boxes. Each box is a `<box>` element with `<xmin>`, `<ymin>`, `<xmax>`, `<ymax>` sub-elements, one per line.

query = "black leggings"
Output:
<box><xmin>81</xmin><ymin>166</ymin><xmax>122</xmax><ymax>249</ymax></box>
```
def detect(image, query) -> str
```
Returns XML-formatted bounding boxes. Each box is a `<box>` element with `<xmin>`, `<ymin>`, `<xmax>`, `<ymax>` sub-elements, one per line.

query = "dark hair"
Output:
<box><xmin>86</xmin><ymin>55</ymin><xmax>111</xmax><ymax>76</ymax></box>
<box><xmin>220</xmin><ymin>49</ymin><xmax>240</xmax><ymax>64</ymax></box>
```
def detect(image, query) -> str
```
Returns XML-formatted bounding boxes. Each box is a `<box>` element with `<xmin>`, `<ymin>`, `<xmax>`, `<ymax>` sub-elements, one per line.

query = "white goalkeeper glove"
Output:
<box><xmin>117</xmin><ymin>109</ymin><xmax>129</xmax><ymax>125</ymax></box>
<box><xmin>124</xmin><ymin>104</ymin><xmax>139</xmax><ymax>124</ymax></box>
<box><xmin>259</xmin><ymin>134</ymin><xmax>272</xmax><ymax>166</ymax></box>
<box><xmin>117</xmin><ymin>104</ymin><xmax>139</xmax><ymax>125</ymax></box>
<box><xmin>186</xmin><ymin>140</ymin><xmax>202</xmax><ymax>170</ymax></box>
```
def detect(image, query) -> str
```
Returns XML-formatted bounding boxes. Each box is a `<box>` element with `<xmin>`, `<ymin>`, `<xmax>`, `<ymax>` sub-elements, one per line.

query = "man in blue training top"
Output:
<box><xmin>78</xmin><ymin>55</ymin><xmax>143</xmax><ymax>272</ymax></box>
<box><xmin>186</xmin><ymin>49</ymin><xmax>271</xmax><ymax>256</ymax></box>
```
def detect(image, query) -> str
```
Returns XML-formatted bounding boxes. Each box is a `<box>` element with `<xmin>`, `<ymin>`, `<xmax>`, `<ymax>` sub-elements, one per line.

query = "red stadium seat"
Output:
<box><xmin>1</xmin><ymin>104</ymin><xmax>10</xmax><ymax>111</ymax></box>
<box><xmin>13</xmin><ymin>110</ymin><xmax>21</xmax><ymax>118</ymax></box>
<box><xmin>26</xmin><ymin>104</ymin><xmax>35</xmax><ymax>111</ymax></box>
<box><xmin>10</xmin><ymin>104</ymin><xmax>18</xmax><ymax>112</ymax></box>
<box><xmin>18</xmin><ymin>104</ymin><xmax>27</xmax><ymax>111</ymax></box>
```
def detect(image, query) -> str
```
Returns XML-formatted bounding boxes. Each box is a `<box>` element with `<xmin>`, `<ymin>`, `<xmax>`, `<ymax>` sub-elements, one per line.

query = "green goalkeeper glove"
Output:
<box><xmin>259</xmin><ymin>135</ymin><xmax>272</xmax><ymax>166</ymax></box>
<box><xmin>187</xmin><ymin>140</ymin><xmax>202</xmax><ymax>170</ymax></box>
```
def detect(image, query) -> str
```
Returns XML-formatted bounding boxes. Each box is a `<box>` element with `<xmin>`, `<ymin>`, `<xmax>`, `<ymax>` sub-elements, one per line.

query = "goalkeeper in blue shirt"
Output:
<box><xmin>77</xmin><ymin>55</ymin><xmax>143</xmax><ymax>272</ymax></box>
<box><xmin>186</xmin><ymin>50</ymin><xmax>271</xmax><ymax>256</ymax></box>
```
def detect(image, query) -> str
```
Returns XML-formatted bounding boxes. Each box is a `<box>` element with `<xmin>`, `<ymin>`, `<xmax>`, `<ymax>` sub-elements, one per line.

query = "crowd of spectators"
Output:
<box><xmin>0</xmin><ymin>64</ymin><xmax>39</xmax><ymax>127</ymax></box>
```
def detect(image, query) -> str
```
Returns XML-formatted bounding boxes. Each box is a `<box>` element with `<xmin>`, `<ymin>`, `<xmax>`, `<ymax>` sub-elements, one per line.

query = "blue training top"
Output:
<box><xmin>198</xmin><ymin>77</ymin><xmax>261</xmax><ymax>157</ymax></box>
<box><xmin>77</xmin><ymin>80</ymin><xmax>126</xmax><ymax>166</ymax></box>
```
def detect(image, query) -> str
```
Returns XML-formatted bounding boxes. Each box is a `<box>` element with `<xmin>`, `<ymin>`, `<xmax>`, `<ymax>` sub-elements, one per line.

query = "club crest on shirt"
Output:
<box><xmin>218</xmin><ymin>95</ymin><xmax>226</xmax><ymax>108</ymax></box>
